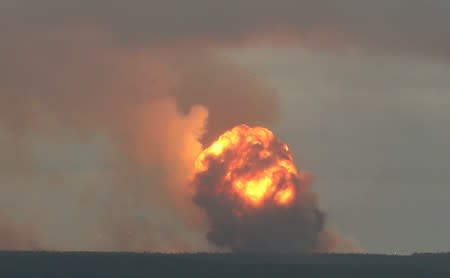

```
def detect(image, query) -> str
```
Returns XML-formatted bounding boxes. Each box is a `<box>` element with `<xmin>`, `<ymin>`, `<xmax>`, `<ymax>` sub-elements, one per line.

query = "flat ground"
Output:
<box><xmin>1</xmin><ymin>251</ymin><xmax>449</xmax><ymax>277</ymax></box>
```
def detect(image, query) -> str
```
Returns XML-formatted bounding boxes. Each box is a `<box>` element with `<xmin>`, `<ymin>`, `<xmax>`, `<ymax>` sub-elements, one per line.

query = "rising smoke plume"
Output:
<box><xmin>3</xmin><ymin>0</ymin><xmax>426</xmax><ymax>252</ymax></box>
<box><xmin>0</xmin><ymin>27</ymin><xmax>278</xmax><ymax>251</ymax></box>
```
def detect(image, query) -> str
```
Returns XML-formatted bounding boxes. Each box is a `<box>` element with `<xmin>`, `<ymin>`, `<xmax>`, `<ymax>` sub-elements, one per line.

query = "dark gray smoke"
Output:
<box><xmin>191</xmin><ymin>125</ymin><xmax>329</xmax><ymax>252</ymax></box>
<box><xmin>194</xmin><ymin>184</ymin><xmax>325</xmax><ymax>252</ymax></box>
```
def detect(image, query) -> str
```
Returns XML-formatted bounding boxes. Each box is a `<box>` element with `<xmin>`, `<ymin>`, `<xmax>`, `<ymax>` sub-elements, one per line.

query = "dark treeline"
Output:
<box><xmin>1</xmin><ymin>251</ymin><xmax>450</xmax><ymax>277</ymax></box>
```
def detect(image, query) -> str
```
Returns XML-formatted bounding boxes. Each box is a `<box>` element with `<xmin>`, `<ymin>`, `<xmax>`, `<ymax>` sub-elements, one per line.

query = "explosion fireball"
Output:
<box><xmin>192</xmin><ymin>124</ymin><xmax>326</xmax><ymax>252</ymax></box>
<box><xmin>194</xmin><ymin>125</ymin><xmax>299</xmax><ymax>208</ymax></box>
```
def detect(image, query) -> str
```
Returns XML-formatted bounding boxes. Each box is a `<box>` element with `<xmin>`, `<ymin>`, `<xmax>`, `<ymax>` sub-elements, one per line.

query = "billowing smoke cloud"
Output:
<box><xmin>170</xmin><ymin>53</ymin><xmax>279</xmax><ymax>145</ymax></box>
<box><xmin>0</xmin><ymin>0</ymin><xmax>398</xmax><ymax>253</ymax></box>
<box><xmin>190</xmin><ymin>125</ymin><xmax>332</xmax><ymax>252</ymax></box>
<box><xmin>0</xmin><ymin>27</ymin><xmax>278</xmax><ymax>251</ymax></box>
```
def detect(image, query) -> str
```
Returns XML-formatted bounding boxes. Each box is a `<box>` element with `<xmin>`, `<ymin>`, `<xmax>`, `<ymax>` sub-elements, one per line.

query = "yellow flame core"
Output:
<box><xmin>194</xmin><ymin>125</ymin><xmax>301</xmax><ymax>207</ymax></box>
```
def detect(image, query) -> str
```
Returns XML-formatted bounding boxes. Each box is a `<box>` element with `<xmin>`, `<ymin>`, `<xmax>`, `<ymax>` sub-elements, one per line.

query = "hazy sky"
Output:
<box><xmin>1</xmin><ymin>0</ymin><xmax>449</xmax><ymax>254</ymax></box>
<box><xmin>225</xmin><ymin>47</ymin><xmax>450</xmax><ymax>254</ymax></box>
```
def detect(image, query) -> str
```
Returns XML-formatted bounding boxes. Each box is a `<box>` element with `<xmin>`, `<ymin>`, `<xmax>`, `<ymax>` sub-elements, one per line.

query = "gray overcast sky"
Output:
<box><xmin>0</xmin><ymin>0</ymin><xmax>449</xmax><ymax>253</ymax></box>
<box><xmin>2</xmin><ymin>0</ymin><xmax>450</xmax><ymax>57</ymax></box>
<box><xmin>225</xmin><ymin>47</ymin><xmax>450</xmax><ymax>254</ymax></box>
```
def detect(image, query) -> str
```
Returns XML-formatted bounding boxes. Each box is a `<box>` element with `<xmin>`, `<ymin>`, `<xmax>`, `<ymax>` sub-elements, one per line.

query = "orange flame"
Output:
<box><xmin>193</xmin><ymin>124</ymin><xmax>300</xmax><ymax>207</ymax></box>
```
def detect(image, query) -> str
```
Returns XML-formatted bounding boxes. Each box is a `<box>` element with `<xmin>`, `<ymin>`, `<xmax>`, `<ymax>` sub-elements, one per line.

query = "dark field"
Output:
<box><xmin>1</xmin><ymin>251</ymin><xmax>449</xmax><ymax>277</ymax></box>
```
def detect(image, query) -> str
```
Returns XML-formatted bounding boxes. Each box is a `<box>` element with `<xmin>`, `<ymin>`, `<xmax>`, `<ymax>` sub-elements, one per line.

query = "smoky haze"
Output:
<box><xmin>0</xmin><ymin>28</ymin><xmax>278</xmax><ymax>251</ymax></box>
<box><xmin>1</xmin><ymin>0</ymin><xmax>446</xmax><ymax>253</ymax></box>
<box><xmin>2</xmin><ymin>0</ymin><xmax>450</xmax><ymax>58</ymax></box>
